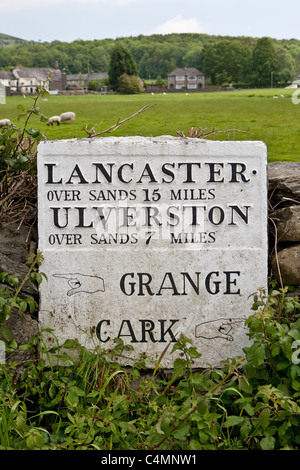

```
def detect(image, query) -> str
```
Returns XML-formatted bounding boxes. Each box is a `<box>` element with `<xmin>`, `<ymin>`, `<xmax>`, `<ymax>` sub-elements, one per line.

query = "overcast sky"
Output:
<box><xmin>0</xmin><ymin>0</ymin><xmax>299</xmax><ymax>43</ymax></box>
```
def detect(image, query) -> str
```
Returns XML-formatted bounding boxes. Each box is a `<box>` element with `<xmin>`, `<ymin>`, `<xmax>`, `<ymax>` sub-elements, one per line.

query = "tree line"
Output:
<box><xmin>0</xmin><ymin>33</ymin><xmax>299</xmax><ymax>88</ymax></box>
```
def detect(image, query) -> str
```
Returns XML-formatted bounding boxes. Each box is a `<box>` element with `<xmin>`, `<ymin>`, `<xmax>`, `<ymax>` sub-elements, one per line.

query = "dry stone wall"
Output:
<box><xmin>268</xmin><ymin>162</ymin><xmax>300</xmax><ymax>292</ymax></box>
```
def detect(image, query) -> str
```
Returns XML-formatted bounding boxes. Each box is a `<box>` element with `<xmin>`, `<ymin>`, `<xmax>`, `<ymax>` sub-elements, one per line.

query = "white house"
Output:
<box><xmin>0</xmin><ymin>70</ymin><xmax>17</xmax><ymax>89</ymax></box>
<box><xmin>0</xmin><ymin>67</ymin><xmax>66</xmax><ymax>93</ymax></box>
<box><xmin>167</xmin><ymin>67</ymin><xmax>205</xmax><ymax>90</ymax></box>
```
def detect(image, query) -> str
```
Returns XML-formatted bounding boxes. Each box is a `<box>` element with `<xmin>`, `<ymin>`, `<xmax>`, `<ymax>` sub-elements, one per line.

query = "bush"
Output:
<box><xmin>0</xmin><ymin>285</ymin><xmax>299</xmax><ymax>450</ymax></box>
<box><xmin>117</xmin><ymin>74</ymin><xmax>143</xmax><ymax>95</ymax></box>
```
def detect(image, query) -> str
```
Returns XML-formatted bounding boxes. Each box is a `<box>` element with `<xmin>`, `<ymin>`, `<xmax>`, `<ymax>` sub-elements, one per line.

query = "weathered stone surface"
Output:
<box><xmin>0</xmin><ymin>223</ymin><xmax>31</xmax><ymax>263</ymax></box>
<box><xmin>3</xmin><ymin>311</ymin><xmax>38</xmax><ymax>367</ymax></box>
<box><xmin>0</xmin><ymin>252</ymin><xmax>38</xmax><ymax>295</ymax></box>
<box><xmin>271</xmin><ymin>245</ymin><xmax>300</xmax><ymax>285</ymax></box>
<box><xmin>37</xmin><ymin>136</ymin><xmax>268</xmax><ymax>368</ymax></box>
<box><xmin>268</xmin><ymin>161</ymin><xmax>300</xmax><ymax>202</ymax></box>
<box><xmin>271</xmin><ymin>205</ymin><xmax>300</xmax><ymax>242</ymax></box>
<box><xmin>0</xmin><ymin>223</ymin><xmax>39</xmax><ymax>368</ymax></box>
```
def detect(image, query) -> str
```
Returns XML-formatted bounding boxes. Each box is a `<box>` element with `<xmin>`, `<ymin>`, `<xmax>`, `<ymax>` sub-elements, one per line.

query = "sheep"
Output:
<box><xmin>0</xmin><ymin>118</ymin><xmax>11</xmax><ymax>127</ymax></box>
<box><xmin>47</xmin><ymin>116</ymin><xmax>61</xmax><ymax>126</ymax></box>
<box><xmin>60</xmin><ymin>111</ymin><xmax>76</xmax><ymax>123</ymax></box>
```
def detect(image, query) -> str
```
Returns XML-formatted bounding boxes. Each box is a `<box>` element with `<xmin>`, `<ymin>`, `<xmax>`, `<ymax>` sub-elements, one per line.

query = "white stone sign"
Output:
<box><xmin>37</xmin><ymin>136</ymin><xmax>268</xmax><ymax>368</ymax></box>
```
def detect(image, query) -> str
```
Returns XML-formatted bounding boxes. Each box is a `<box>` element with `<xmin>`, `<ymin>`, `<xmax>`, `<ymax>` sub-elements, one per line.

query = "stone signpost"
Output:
<box><xmin>37</xmin><ymin>136</ymin><xmax>268</xmax><ymax>368</ymax></box>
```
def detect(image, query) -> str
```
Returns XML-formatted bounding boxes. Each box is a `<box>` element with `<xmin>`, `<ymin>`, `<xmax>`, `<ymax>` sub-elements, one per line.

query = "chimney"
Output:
<box><xmin>54</xmin><ymin>60</ymin><xmax>59</xmax><ymax>69</ymax></box>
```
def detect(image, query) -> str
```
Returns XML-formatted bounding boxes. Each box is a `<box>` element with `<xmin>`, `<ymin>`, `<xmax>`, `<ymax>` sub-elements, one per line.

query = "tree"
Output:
<box><xmin>108</xmin><ymin>44</ymin><xmax>138</xmax><ymax>90</ymax></box>
<box><xmin>183</xmin><ymin>46</ymin><xmax>203</xmax><ymax>70</ymax></box>
<box><xmin>275</xmin><ymin>47</ymin><xmax>296</xmax><ymax>83</ymax></box>
<box><xmin>89</xmin><ymin>46</ymin><xmax>110</xmax><ymax>72</ymax></box>
<box><xmin>249</xmin><ymin>37</ymin><xmax>277</xmax><ymax>87</ymax></box>
<box><xmin>203</xmin><ymin>40</ymin><xmax>251</xmax><ymax>85</ymax></box>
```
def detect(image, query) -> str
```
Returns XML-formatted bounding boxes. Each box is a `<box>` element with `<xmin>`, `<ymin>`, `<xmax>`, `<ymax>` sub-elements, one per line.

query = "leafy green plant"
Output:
<box><xmin>0</xmin><ymin>82</ymin><xmax>48</xmax><ymax>179</ymax></box>
<box><xmin>0</xmin><ymin>286</ymin><xmax>299</xmax><ymax>450</ymax></box>
<box><xmin>0</xmin><ymin>252</ymin><xmax>45</xmax><ymax>326</ymax></box>
<box><xmin>0</xmin><ymin>78</ymin><xmax>50</xmax><ymax>228</ymax></box>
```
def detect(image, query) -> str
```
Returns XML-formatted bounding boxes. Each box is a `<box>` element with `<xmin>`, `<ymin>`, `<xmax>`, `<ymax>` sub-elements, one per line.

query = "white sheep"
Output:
<box><xmin>0</xmin><ymin>119</ymin><xmax>11</xmax><ymax>127</ymax></box>
<box><xmin>47</xmin><ymin>116</ymin><xmax>61</xmax><ymax>126</ymax></box>
<box><xmin>60</xmin><ymin>111</ymin><xmax>76</xmax><ymax>123</ymax></box>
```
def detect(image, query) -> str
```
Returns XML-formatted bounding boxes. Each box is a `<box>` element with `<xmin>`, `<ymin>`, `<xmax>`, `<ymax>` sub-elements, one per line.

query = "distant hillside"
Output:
<box><xmin>0</xmin><ymin>32</ymin><xmax>299</xmax><ymax>83</ymax></box>
<box><xmin>0</xmin><ymin>33</ymin><xmax>28</xmax><ymax>47</ymax></box>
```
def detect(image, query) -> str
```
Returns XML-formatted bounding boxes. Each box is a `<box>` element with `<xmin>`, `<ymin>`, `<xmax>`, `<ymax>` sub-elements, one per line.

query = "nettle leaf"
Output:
<box><xmin>26</xmin><ymin>128</ymin><xmax>41</xmax><ymax>138</ymax></box>
<box><xmin>27</xmin><ymin>106</ymin><xmax>41</xmax><ymax>115</ymax></box>
<box><xmin>187</xmin><ymin>346</ymin><xmax>201</xmax><ymax>359</ymax></box>
<box><xmin>247</xmin><ymin>342</ymin><xmax>266</xmax><ymax>367</ymax></box>
<box><xmin>26</xmin><ymin>297</ymin><xmax>37</xmax><ymax>313</ymax></box>
<box><xmin>240</xmin><ymin>418</ymin><xmax>252</xmax><ymax>439</ymax></box>
<box><xmin>288</xmin><ymin>329</ymin><xmax>300</xmax><ymax>341</ymax></box>
<box><xmin>260</xmin><ymin>435</ymin><xmax>275</xmax><ymax>450</ymax></box>
<box><xmin>224</xmin><ymin>415</ymin><xmax>244</xmax><ymax>427</ymax></box>
<box><xmin>40</xmin><ymin>114</ymin><xmax>49</xmax><ymax>123</ymax></box>
<box><xmin>19</xmin><ymin>301</ymin><xmax>28</xmax><ymax>312</ymax></box>
<box><xmin>1</xmin><ymin>326</ymin><xmax>11</xmax><ymax>342</ymax></box>
<box><xmin>258</xmin><ymin>408</ymin><xmax>270</xmax><ymax>430</ymax></box>
<box><xmin>156</xmin><ymin>415</ymin><xmax>170</xmax><ymax>436</ymax></box>
<box><xmin>173</xmin><ymin>425</ymin><xmax>190</xmax><ymax>440</ymax></box>
<box><xmin>6</xmin><ymin>275</ymin><xmax>19</xmax><ymax>287</ymax></box>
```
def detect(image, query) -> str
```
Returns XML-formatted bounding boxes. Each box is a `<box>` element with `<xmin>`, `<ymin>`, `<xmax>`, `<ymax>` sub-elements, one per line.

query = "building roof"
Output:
<box><xmin>66</xmin><ymin>72</ymin><xmax>108</xmax><ymax>81</ymax></box>
<box><xmin>0</xmin><ymin>70</ymin><xmax>15</xmax><ymax>80</ymax></box>
<box><xmin>13</xmin><ymin>68</ymin><xmax>63</xmax><ymax>81</ymax></box>
<box><xmin>168</xmin><ymin>67</ymin><xmax>204</xmax><ymax>76</ymax></box>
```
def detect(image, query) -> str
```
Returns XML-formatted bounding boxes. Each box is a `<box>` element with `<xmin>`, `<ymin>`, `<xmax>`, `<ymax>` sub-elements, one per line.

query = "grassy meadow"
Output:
<box><xmin>1</xmin><ymin>87</ymin><xmax>300</xmax><ymax>162</ymax></box>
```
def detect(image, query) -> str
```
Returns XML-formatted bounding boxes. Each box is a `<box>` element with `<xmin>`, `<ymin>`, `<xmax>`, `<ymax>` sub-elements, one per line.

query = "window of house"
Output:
<box><xmin>188</xmin><ymin>83</ymin><xmax>197</xmax><ymax>89</ymax></box>
<box><xmin>169</xmin><ymin>76</ymin><xmax>175</xmax><ymax>81</ymax></box>
<box><xmin>176</xmin><ymin>84</ymin><xmax>185</xmax><ymax>89</ymax></box>
<box><xmin>188</xmin><ymin>76</ymin><xmax>196</xmax><ymax>80</ymax></box>
<box><xmin>176</xmin><ymin>75</ymin><xmax>185</xmax><ymax>81</ymax></box>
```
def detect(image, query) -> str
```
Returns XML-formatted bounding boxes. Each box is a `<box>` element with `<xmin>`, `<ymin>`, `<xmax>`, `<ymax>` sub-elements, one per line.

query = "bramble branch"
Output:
<box><xmin>84</xmin><ymin>104</ymin><xmax>156</xmax><ymax>138</ymax></box>
<box><xmin>177</xmin><ymin>126</ymin><xmax>254</xmax><ymax>140</ymax></box>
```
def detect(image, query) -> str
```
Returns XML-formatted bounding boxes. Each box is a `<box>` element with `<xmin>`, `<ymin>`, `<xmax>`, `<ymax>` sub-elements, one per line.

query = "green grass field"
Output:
<box><xmin>1</xmin><ymin>88</ymin><xmax>300</xmax><ymax>162</ymax></box>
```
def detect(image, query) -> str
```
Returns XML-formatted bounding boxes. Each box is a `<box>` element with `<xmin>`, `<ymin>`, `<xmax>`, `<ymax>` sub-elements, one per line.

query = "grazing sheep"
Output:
<box><xmin>0</xmin><ymin>118</ymin><xmax>11</xmax><ymax>127</ymax></box>
<box><xmin>60</xmin><ymin>111</ymin><xmax>76</xmax><ymax>123</ymax></box>
<box><xmin>47</xmin><ymin>116</ymin><xmax>61</xmax><ymax>126</ymax></box>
